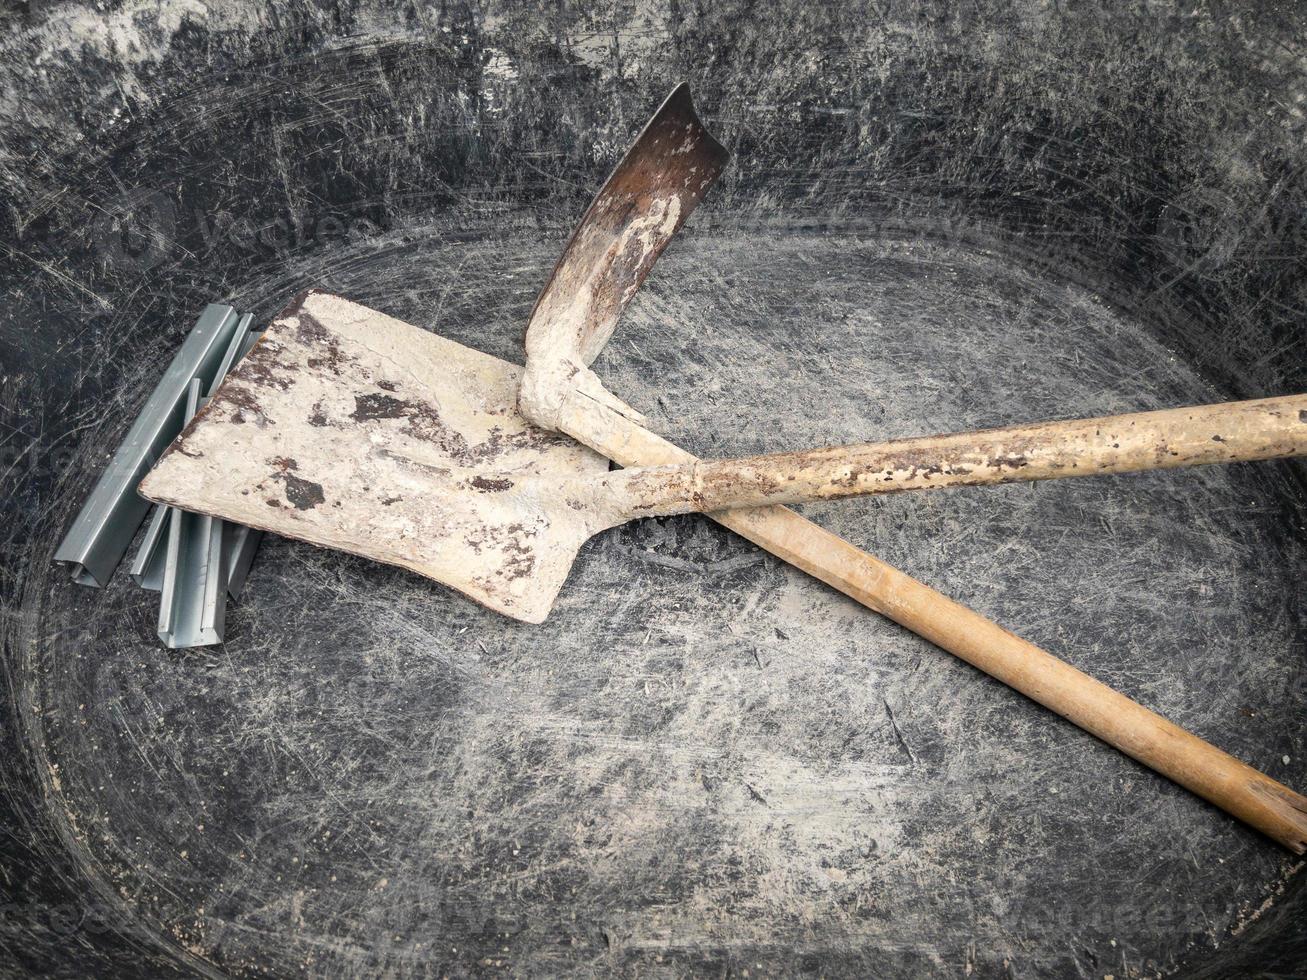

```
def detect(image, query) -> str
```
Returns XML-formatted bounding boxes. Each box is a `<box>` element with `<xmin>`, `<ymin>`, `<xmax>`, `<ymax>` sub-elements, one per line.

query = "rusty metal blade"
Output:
<box><xmin>525</xmin><ymin>83</ymin><xmax>729</xmax><ymax>369</ymax></box>
<box><xmin>139</xmin><ymin>291</ymin><xmax>619</xmax><ymax>624</ymax></box>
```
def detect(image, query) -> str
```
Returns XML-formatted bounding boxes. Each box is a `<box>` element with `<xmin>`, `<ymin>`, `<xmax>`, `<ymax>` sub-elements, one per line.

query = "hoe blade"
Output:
<box><xmin>526</xmin><ymin>83</ymin><xmax>730</xmax><ymax>368</ymax></box>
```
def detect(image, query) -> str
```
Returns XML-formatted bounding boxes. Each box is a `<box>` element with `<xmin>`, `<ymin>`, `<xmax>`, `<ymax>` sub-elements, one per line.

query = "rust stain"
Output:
<box><xmin>212</xmin><ymin>383</ymin><xmax>273</xmax><ymax>427</ymax></box>
<box><xmin>467</xmin><ymin>425</ymin><xmax>566</xmax><ymax>462</ymax></box>
<box><xmin>350</xmin><ymin>393</ymin><xmax>410</xmax><ymax>422</ymax></box>
<box><xmin>461</xmin><ymin>521</ymin><xmax>539</xmax><ymax>580</ymax></box>
<box><xmin>266</xmin><ymin>454</ymin><xmax>322</xmax><ymax>510</ymax></box>
<box><xmin>348</xmin><ymin>391</ymin><xmax>478</xmax><ymax>462</ymax></box>
<box><xmin>283</xmin><ymin>473</ymin><xmax>325</xmax><ymax>511</ymax></box>
<box><xmin>298</xmin><ymin>310</ymin><xmax>351</xmax><ymax>375</ymax></box>
<box><xmin>295</xmin><ymin>310</ymin><xmax>331</xmax><ymax>345</ymax></box>
<box><xmin>236</xmin><ymin>351</ymin><xmax>296</xmax><ymax>392</ymax></box>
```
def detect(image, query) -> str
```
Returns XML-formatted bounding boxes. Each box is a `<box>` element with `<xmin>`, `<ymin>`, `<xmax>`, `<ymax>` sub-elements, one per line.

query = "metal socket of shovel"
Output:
<box><xmin>513</xmin><ymin>84</ymin><xmax>1307</xmax><ymax>852</ymax></box>
<box><xmin>139</xmin><ymin>291</ymin><xmax>1307</xmax><ymax>852</ymax></box>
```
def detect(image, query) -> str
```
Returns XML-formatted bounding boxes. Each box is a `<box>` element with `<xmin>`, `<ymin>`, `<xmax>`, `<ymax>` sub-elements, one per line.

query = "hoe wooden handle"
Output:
<box><xmin>617</xmin><ymin>394</ymin><xmax>1307</xmax><ymax>515</ymax></box>
<box><xmin>563</xmin><ymin>394</ymin><xmax>1307</xmax><ymax>852</ymax></box>
<box><xmin>717</xmin><ymin>507</ymin><xmax>1307</xmax><ymax>854</ymax></box>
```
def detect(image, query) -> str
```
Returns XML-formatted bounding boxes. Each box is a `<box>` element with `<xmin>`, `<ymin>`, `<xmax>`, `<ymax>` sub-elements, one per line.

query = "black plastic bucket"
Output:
<box><xmin>2</xmin><ymin>3</ymin><xmax>1304</xmax><ymax>976</ymax></box>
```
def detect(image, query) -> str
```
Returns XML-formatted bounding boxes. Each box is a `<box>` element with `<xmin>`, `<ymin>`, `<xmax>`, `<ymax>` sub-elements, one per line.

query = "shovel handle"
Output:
<box><xmin>562</xmin><ymin>393</ymin><xmax>1307</xmax><ymax>852</ymax></box>
<box><xmin>618</xmin><ymin>394</ymin><xmax>1307</xmax><ymax>515</ymax></box>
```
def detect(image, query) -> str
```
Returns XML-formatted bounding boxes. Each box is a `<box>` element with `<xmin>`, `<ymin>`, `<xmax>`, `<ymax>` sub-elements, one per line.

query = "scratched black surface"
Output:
<box><xmin>2</xmin><ymin>2</ymin><xmax>1306</xmax><ymax>977</ymax></box>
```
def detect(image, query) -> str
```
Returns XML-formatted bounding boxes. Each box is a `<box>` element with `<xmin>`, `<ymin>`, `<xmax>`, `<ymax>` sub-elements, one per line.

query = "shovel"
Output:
<box><xmin>140</xmin><ymin>290</ymin><xmax>1307</xmax><ymax>852</ymax></box>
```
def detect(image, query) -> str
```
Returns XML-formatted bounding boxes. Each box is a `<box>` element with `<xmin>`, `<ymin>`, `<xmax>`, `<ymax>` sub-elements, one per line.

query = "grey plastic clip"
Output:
<box><xmin>132</xmin><ymin>496</ymin><xmax>263</xmax><ymax>603</ymax></box>
<box><xmin>223</xmin><ymin>524</ymin><xmax>262</xmax><ymax>600</ymax></box>
<box><xmin>157</xmin><ymin>379</ymin><xmax>229</xmax><ymax>648</ymax></box>
<box><xmin>129</xmin><ymin>313</ymin><xmax>261</xmax><ymax>598</ymax></box>
<box><xmin>54</xmin><ymin>304</ymin><xmax>243</xmax><ymax>586</ymax></box>
<box><xmin>129</xmin><ymin>504</ymin><xmax>171</xmax><ymax>590</ymax></box>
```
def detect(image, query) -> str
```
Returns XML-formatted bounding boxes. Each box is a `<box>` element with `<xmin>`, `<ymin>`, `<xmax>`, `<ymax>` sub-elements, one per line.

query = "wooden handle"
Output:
<box><xmin>717</xmin><ymin>507</ymin><xmax>1307</xmax><ymax>853</ymax></box>
<box><xmin>559</xmin><ymin>391</ymin><xmax>1307</xmax><ymax>852</ymax></box>
<box><xmin>615</xmin><ymin>394</ymin><xmax>1307</xmax><ymax>515</ymax></box>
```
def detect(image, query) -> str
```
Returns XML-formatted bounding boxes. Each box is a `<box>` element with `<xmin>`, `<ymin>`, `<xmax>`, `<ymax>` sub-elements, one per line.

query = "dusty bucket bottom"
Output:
<box><xmin>21</xmin><ymin>225</ymin><xmax>1306</xmax><ymax>976</ymax></box>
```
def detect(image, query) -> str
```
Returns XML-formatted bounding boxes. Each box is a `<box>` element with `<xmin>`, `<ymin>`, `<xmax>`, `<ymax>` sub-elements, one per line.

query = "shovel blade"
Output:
<box><xmin>526</xmin><ymin>83</ymin><xmax>730</xmax><ymax>369</ymax></box>
<box><xmin>139</xmin><ymin>292</ymin><xmax>613</xmax><ymax>624</ymax></box>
